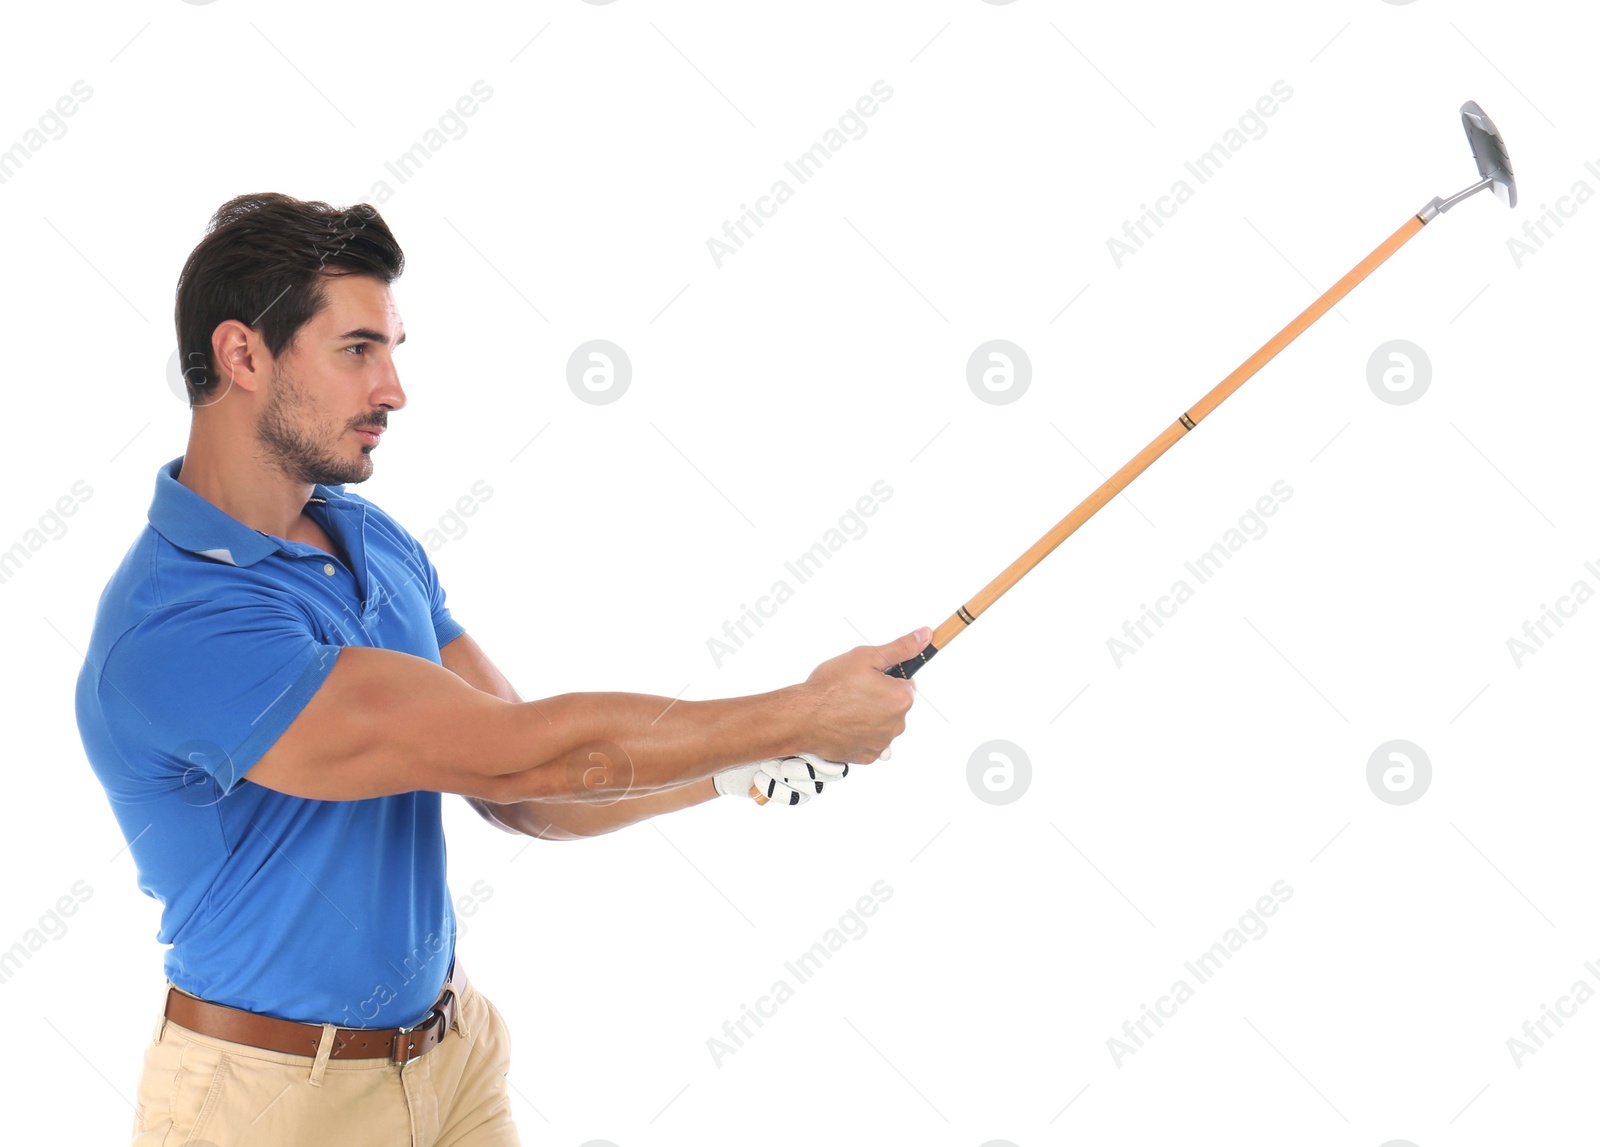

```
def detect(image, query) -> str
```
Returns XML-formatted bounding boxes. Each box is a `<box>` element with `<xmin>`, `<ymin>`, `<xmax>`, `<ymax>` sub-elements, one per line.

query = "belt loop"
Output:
<box><xmin>446</xmin><ymin>957</ymin><xmax>466</xmax><ymax>1035</ymax></box>
<box><xmin>442</xmin><ymin>982</ymin><xmax>465</xmax><ymax>1039</ymax></box>
<box><xmin>308</xmin><ymin>1023</ymin><xmax>338</xmax><ymax>1087</ymax></box>
<box><xmin>154</xmin><ymin>985</ymin><xmax>173</xmax><ymax>1045</ymax></box>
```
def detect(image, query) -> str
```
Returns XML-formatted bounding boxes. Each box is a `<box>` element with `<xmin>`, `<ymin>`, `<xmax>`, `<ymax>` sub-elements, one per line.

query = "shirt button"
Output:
<box><xmin>323</xmin><ymin>563</ymin><xmax>336</xmax><ymax>576</ymax></box>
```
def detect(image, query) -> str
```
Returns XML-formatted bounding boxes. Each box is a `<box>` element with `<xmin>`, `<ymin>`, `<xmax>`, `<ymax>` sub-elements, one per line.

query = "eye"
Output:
<box><xmin>345</xmin><ymin>344</ymin><xmax>366</xmax><ymax>357</ymax></box>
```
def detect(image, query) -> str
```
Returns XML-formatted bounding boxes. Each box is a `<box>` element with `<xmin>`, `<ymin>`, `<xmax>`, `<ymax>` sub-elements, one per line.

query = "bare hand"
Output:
<box><xmin>797</xmin><ymin>626</ymin><xmax>927</xmax><ymax>763</ymax></box>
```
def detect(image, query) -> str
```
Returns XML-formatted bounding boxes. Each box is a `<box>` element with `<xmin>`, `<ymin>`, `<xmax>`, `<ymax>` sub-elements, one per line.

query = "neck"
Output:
<box><xmin>178</xmin><ymin>426</ymin><xmax>316</xmax><ymax>540</ymax></box>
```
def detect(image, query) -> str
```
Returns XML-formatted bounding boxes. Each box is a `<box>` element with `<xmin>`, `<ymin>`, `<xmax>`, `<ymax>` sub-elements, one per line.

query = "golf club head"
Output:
<box><xmin>1461</xmin><ymin>100</ymin><xmax>1517</xmax><ymax>208</ymax></box>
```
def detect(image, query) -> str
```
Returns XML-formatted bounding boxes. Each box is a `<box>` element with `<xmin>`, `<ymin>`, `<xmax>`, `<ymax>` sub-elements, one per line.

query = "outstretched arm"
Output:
<box><xmin>439</xmin><ymin>632</ymin><xmax>721</xmax><ymax>840</ymax></box>
<box><xmin>245</xmin><ymin>621</ymin><xmax>925</xmax><ymax>810</ymax></box>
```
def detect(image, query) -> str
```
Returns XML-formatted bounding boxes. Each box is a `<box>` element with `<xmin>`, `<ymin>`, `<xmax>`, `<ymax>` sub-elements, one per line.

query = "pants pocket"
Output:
<box><xmin>177</xmin><ymin>1049</ymin><xmax>231</xmax><ymax>1142</ymax></box>
<box><xmin>478</xmin><ymin>991</ymin><xmax>513</xmax><ymax>1075</ymax></box>
<box><xmin>132</xmin><ymin>1035</ymin><xmax>228</xmax><ymax>1146</ymax></box>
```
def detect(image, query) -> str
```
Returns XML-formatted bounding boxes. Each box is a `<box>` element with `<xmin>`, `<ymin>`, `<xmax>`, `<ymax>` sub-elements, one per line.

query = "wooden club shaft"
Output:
<box><xmin>919</xmin><ymin>211</ymin><xmax>1429</xmax><ymax>663</ymax></box>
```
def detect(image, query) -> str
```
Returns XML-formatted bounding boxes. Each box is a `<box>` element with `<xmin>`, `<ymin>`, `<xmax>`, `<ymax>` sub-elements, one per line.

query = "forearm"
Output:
<box><xmin>478</xmin><ymin>687</ymin><xmax>806</xmax><ymax>802</ymax></box>
<box><xmin>479</xmin><ymin>776</ymin><xmax>719</xmax><ymax>840</ymax></box>
<box><xmin>438</xmin><ymin>633</ymin><xmax>801</xmax><ymax>806</ymax></box>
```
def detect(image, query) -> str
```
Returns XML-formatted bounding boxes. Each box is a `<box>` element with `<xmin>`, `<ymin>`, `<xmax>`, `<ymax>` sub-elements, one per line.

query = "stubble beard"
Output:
<box><xmin>256</xmin><ymin>362</ymin><xmax>376</xmax><ymax>487</ymax></box>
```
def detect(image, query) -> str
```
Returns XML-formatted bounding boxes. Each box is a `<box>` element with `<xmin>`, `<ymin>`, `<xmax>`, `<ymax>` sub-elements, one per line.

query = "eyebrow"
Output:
<box><xmin>337</xmin><ymin>327</ymin><xmax>406</xmax><ymax>346</ymax></box>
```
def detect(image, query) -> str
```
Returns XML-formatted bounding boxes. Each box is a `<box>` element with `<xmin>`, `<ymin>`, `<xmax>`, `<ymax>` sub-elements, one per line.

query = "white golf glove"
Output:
<box><xmin>713</xmin><ymin>753</ymin><xmax>850</xmax><ymax>806</ymax></box>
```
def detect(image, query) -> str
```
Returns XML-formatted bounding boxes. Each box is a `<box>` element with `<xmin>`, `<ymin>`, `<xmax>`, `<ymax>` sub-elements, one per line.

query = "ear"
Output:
<box><xmin>210</xmin><ymin>319</ymin><xmax>269</xmax><ymax>397</ymax></box>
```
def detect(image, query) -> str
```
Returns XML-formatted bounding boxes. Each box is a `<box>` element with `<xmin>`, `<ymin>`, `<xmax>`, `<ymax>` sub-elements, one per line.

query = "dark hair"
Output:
<box><xmin>173</xmin><ymin>193</ymin><xmax>405</xmax><ymax>404</ymax></box>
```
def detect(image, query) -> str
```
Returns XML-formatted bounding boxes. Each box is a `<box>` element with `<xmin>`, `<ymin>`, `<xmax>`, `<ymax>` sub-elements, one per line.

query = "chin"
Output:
<box><xmin>312</xmin><ymin>456</ymin><xmax>374</xmax><ymax>486</ymax></box>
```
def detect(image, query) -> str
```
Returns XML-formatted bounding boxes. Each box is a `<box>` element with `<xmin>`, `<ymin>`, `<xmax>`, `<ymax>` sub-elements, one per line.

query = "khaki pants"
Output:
<box><xmin>131</xmin><ymin>966</ymin><xmax>520</xmax><ymax>1146</ymax></box>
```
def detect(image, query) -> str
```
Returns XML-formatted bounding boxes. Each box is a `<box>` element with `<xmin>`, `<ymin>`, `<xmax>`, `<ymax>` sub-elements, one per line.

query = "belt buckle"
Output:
<box><xmin>391</xmin><ymin>1010</ymin><xmax>435</xmax><ymax>1065</ymax></box>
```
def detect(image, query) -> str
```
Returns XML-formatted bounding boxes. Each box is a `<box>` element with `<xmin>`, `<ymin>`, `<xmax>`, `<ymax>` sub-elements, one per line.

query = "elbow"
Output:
<box><xmin>472</xmin><ymin>695</ymin><xmax>611</xmax><ymax>803</ymax></box>
<box><xmin>477</xmin><ymin>760</ymin><xmax>567</xmax><ymax>804</ymax></box>
<box><xmin>481</xmin><ymin>740</ymin><xmax>637</xmax><ymax>806</ymax></box>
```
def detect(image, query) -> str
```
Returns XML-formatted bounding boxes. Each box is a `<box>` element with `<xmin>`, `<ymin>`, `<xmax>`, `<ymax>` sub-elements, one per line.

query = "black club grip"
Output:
<box><xmin>884</xmin><ymin>642</ymin><xmax>939</xmax><ymax>679</ymax></box>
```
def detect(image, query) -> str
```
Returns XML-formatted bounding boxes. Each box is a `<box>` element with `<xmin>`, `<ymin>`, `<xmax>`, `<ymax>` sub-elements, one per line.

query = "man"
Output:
<box><xmin>74</xmin><ymin>192</ymin><xmax>925</xmax><ymax>1146</ymax></box>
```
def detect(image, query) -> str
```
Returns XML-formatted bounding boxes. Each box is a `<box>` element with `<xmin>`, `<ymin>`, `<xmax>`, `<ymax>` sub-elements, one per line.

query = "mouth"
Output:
<box><xmin>354</xmin><ymin>427</ymin><xmax>382</xmax><ymax>446</ymax></box>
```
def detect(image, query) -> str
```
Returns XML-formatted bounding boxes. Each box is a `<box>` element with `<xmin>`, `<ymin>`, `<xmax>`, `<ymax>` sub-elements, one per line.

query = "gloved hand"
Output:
<box><xmin>713</xmin><ymin>752</ymin><xmax>850</xmax><ymax>806</ymax></box>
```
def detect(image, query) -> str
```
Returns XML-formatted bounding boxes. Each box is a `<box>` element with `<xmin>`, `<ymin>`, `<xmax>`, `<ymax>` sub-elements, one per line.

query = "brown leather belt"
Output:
<box><xmin>163</xmin><ymin>962</ymin><xmax>463</xmax><ymax>1065</ymax></box>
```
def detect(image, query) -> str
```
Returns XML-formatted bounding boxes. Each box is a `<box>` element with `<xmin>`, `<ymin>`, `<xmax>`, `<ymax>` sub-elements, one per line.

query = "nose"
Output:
<box><xmin>372</xmin><ymin>355</ymin><xmax>406</xmax><ymax>414</ymax></box>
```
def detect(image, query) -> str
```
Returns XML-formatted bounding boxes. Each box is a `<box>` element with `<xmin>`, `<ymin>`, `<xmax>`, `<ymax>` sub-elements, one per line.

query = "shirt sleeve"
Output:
<box><xmin>407</xmin><ymin>535</ymin><xmax>465</xmax><ymax>651</ymax></box>
<box><xmin>94</xmin><ymin>595</ymin><xmax>343</xmax><ymax>795</ymax></box>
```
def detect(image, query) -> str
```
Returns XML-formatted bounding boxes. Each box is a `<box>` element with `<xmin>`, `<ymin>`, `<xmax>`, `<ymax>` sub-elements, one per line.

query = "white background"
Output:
<box><xmin>2</xmin><ymin>1</ymin><xmax>1596</xmax><ymax>1143</ymax></box>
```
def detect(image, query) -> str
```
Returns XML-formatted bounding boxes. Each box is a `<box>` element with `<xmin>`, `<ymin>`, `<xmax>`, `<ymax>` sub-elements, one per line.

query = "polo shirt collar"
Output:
<box><xmin>149</xmin><ymin>455</ymin><xmax>353</xmax><ymax>568</ymax></box>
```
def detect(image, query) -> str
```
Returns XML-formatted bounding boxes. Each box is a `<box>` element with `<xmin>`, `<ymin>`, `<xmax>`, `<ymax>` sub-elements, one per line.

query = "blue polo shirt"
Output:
<box><xmin>75</xmin><ymin>456</ymin><xmax>468</xmax><ymax>1027</ymax></box>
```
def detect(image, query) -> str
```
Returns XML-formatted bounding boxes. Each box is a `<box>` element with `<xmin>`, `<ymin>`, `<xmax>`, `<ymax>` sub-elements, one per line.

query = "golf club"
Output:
<box><xmin>882</xmin><ymin>99</ymin><xmax>1517</xmax><ymax>681</ymax></box>
<box><xmin>749</xmin><ymin>99</ymin><xmax>1515</xmax><ymax>801</ymax></box>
